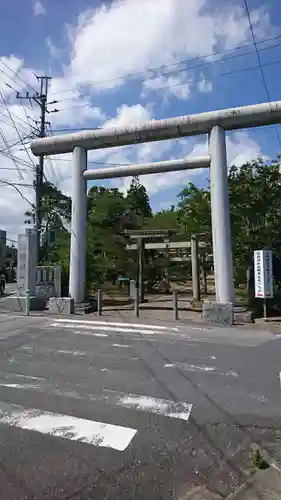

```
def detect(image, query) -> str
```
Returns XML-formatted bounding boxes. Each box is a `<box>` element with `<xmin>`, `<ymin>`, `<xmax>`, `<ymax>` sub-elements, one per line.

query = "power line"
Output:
<box><xmin>0</xmin><ymin>127</ymin><xmax>28</xmax><ymax>179</ymax></box>
<box><xmin>0</xmin><ymin>59</ymin><xmax>37</xmax><ymax>94</ymax></box>
<box><xmin>0</xmin><ymin>134</ymin><xmax>33</xmax><ymax>153</ymax></box>
<box><xmin>0</xmin><ymin>104</ymin><xmax>35</xmax><ymax>132</ymax></box>
<box><xmin>0</xmin><ymin>150</ymin><xmax>34</xmax><ymax>169</ymax></box>
<box><xmin>49</xmin><ymin>33</ymin><xmax>281</xmax><ymax>99</ymax></box>
<box><xmin>243</xmin><ymin>0</ymin><xmax>281</xmax><ymax>150</ymax></box>
<box><xmin>0</xmin><ymin>114</ymin><xmax>30</xmax><ymax>135</ymax></box>
<box><xmin>0</xmin><ymin>90</ymin><xmax>36</xmax><ymax>173</ymax></box>
<box><xmin>0</xmin><ymin>179</ymin><xmax>34</xmax><ymax>207</ymax></box>
<box><xmin>0</xmin><ymin>166</ymin><xmax>29</xmax><ymax>171</ymax></box>
<box><xmin>49</xmin><ymin>57</ymin><xmax>281</xmax><ymax>135</ymax></box>
<box><xmin>53</xmin><ymin>37</ymin><xmax>281</xmax><ymax>105</ymax></box>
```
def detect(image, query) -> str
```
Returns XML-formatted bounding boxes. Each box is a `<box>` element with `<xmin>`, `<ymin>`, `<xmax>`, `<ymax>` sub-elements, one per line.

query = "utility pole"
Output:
<box><xmin>17</xmin><ymin>76</ymin><xmax>58</xmax><ymax>263</ymax></box>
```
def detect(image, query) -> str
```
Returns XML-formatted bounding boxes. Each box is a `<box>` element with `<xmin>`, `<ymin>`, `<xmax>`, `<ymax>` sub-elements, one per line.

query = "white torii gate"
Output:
<box><xmin>31</xmin><ymin>100</ymin><xmax>281</xmax><ymax>305</ymax></box>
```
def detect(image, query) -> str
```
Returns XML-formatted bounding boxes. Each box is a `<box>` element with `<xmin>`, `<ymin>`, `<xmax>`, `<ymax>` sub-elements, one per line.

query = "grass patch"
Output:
<box><xmin>251</xmin><ymin>449</ymin><xmax>270</xmax><ymax>470</ymax></box>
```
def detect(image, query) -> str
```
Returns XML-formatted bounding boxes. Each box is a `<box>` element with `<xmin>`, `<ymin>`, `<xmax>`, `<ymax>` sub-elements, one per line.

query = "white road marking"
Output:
<box><xmin>112</xmin><ymin>343</ymin><xmax>130</xmax><ymax>348</ymax></box>
<box><xmin>52</xmin><ymin>318</ymin><xmax>179</xmax><ymax>331</ymax></box>
<box><xmin>0</xmin><ymin>383</ymin><xmax>41</xmax><ymax>390</ymax></box>
<box><xmin>114</xmin><ymin>392</ymin><xmax>192</xmax><ymax>421</ymax></box>
<box><xmin>92</xmin><ymin>333</ymin><xmax>108</xmax><ymax>337</ymax></box>
<box><xmin>164</xmin><ymin>362</ymin><xmax>238</xmax><ymax>377</ymax></box>
<box><xmin>0</xmin><ymin>380</ymin><xmax>192</xmax><ymax>422</ymax></box>
<box><xmin>20</xmin><ymin>345</ymin><xmax>141</xmax><ymax>362</ymax></box>
<box><xmin>0</xmin><ymin>372</ymin><xmax>45</xmax><ymax>381</ymax></box>
<box><xmin>0</xmin><ymin>402</ymin><xmax>136</xmax><ymax>451</ymax></box>
<box><xmin>57</xmin><ymin>349</ymin><xmax>87</xmax><ymax>356</ymax></box>
<box><xmin>279</xmin><ymin>371</ymin><xmax>281</xmax><ymax>387</ymax></box>
<box><xmin>50</xmin><ymin>322</ymin><xmax>158</xmax><ymax>335</ymax></box>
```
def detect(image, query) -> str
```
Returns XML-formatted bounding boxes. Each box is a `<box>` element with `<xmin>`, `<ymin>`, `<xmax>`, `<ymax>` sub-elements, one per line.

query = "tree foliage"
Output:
<box><xmin>25</xmin><ymin>181</ymin><xmax>71</xmax><ymax>230</ymax></box>
<box><xmin>126</xmin><ymin>176</ymin><xmax>152</xmax><ymax>220</ymax></box>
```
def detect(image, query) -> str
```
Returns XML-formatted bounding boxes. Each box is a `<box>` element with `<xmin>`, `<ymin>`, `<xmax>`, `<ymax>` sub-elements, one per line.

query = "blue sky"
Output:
<box><xmin>0</xmin><ymin>0</ymin><xmax>281</xmax><ymax>238</ymax></box>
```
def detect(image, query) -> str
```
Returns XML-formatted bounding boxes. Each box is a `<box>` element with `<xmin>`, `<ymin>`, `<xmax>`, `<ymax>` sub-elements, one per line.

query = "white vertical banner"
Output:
<box><xmin>254</xmin><ymin>250</ymin><xmax>273</xmax><ymax>299</ymax></box>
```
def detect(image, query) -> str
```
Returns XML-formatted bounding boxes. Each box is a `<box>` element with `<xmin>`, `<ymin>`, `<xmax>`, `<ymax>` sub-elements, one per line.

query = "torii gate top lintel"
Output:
<box><xmin>30</xmin><ymin>100</ymin><xmax>281</xmax><ymax>156</ymax></box>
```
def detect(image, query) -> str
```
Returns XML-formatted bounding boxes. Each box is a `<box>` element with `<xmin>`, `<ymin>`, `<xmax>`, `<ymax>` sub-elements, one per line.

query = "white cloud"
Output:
<box><xmin>226</xmin><ymin>131</ymin><xmax>269</xmax><ymax>166</ymax></box>
<box><xmin>68</xmin><ymin>0</ymin><xmax>275</xmax><ymax>92</ymax></box>
<box><xmin>33</xmin><ymin>1</ymin><xmax>46</xmax><ymax>17</ymax></box>
<box><xmin>103</xmin><ymin>104</ymin><xmax>152</xmax><ymax>129</ymax></box>
<box><xmin>142</xmin><ymin>72</ymin><xmax>192</xmax><ymax>101</ymax></box>
<box><xmin>197</xmin><ymin>76</ymin><xmax>213</xmax><ymax>93</ymax></box>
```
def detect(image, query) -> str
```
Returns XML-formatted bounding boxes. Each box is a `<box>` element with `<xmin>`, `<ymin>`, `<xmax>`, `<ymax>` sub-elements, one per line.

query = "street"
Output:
<box><xmin>0</xmin><ymin>315</ymin><xmax>280</xmax><ymax>499</ymax></box>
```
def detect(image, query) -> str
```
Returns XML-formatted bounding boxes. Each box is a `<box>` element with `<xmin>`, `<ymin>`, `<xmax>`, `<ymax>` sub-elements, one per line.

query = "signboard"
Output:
<box><xmin>254</xmin><ymin>250</ymin><xmax>273</xmax><ymax>299</ymax></box>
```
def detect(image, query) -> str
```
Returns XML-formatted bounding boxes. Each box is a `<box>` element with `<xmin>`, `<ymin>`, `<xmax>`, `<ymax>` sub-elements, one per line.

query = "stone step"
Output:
<box><xmin>74</xmin><ymin>300</ymin><xmax>97</xmax><ymax>315</ymax></box>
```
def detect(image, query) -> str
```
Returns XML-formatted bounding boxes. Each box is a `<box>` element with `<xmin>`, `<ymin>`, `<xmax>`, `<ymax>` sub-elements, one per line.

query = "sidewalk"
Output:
<box><xmin>225</xmin><ymin>467</ymin><xmax>281</xmax><ymax>500</ymax></box>
<box><xmin>180</xmin><ymin>467</ymin><xmax>281</xmax><ymax>499</ymax></box>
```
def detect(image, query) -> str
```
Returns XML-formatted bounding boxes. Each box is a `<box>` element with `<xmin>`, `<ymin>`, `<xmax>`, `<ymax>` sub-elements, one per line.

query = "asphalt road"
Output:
<box><xmin>0</xmin><ymin>315</ymin><xmax>280</xmax><ymax>499</ymax></box>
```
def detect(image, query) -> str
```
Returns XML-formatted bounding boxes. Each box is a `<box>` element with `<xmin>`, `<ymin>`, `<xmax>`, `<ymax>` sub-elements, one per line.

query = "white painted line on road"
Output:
<box><xmin>279</xmin><ymin>371</ymin><xmax>281</xmax><ymax>387</ymax></box>
<box><xmin>0</xmin><ymin>382</ymin><xmax>42</xmax><ymax>390</ymax></box>
<box><xmin>113</xmin><ymin>392</ymin><xmax>192</xmax><ymax>421</ymax></box>
<box><xmin>0</xmin><ymin>380</ymin><xmax>192</xmax><ymax>423</ymax></box>
<box><xmin>92</xmin><ymin>333</ymin><xmax>108</xmax><ymax>337</ymax></box>
<box><xmin>0</xmin><ymin>372</ymin><xmax>45</xmax><ymax>381</ymax></box>
<box><xmin>112</xmin><ymin>343</ymin><xmax>130</xmax><ymax>348</ymax></box>
<box><xmin>57</xmin><ymin>349</ymin><xmax>87</xmax><ymax>356</ymax></box>
<box><xmin>22</xmin><ymin>346</ymin><xmax>88</xmax><ymax>358</ymax></box>
<box><xmin>0</xmin><ymin>402</ymin><xmax>137</xmax><ymax>451</ymax></box>
<box><xmin>164</xmin><ymin>362</ymin><xmax>238</xmax><ymax>377</ymax></box>
<box><xmin>50</xmin><ymin>322</ymin><xmax>158</xmax><ymax>335</ymax></box>
<box><xmin>51</xmin><ymin>318</ymin><xmax>179</xmax><ymax>332</ymax></box>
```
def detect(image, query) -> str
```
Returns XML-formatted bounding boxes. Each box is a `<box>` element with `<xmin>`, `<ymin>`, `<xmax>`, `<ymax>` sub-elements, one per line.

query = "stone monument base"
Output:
<box><xmin>48</xmin><ymin>297</ymin><xmax>74</xmax><ymax>315</ymax></box>
<box><xmin>203</xmin><ymin>300</ymin><xmax>234</xmax><ymax>326</ymax></box>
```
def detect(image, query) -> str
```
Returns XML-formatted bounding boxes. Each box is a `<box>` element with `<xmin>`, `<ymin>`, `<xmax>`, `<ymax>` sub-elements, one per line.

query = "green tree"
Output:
<box><xmin>126</xmin><ymin>176</ymin><xmax>152</xmax><ymax>221</ymax></box>
<box><xmin>228</xmin><ymin>158</ymin><xmax>281</xmax><ymax>288</ymax></box>
<box><xmin>25</xmin><ymin>181</ymin><xmax>71</xmax><ymax>264</ymax></box>
<box><xmin>25</xmin><ymin>181</ymin><xmax>71</xmax><ymax>230</ymax></box>
<box><xmin>177</xmin><ymin>182</ymin><xmax>212</xmax><ymax>241</ymax></box>
<box><xmin>141</xmin><ymin>206</ymin><xmax>181</xmax><ymax>231</ymax></box>
<box><xmin>86</xmin><ymin>186</ymin><xmax>137</xmax><ymax>290</ymax></box>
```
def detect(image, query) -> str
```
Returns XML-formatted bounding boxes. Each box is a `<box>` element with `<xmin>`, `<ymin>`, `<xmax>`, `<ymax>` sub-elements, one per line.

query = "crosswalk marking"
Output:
<box><xmin>0</xmin><ymin>372</ymin><xmax>45</xmax><ymax>381</ymax></box>
<box><xmin>111</xmin><ymin>391</ymin><xmax>192</xmax><ymax>421</ymax></box>
<box><xmin>0</xmin><ymin>376</ymin><xmax>193</xmax><ymax>422</ymax></box>
<box><xmin>0</xmin><ymin>401</ymin><xmax>137</xmax><ymax>451</ymax></box>
<box><xmin>50</xmin><ymin>322</ymin><xmax>160</xmax><ymax>335</ymax></box>
<box><xmin>164</xmin><ymin>362</ymin><xmax>238</xmax><ymax>377</ymax></box>
<box><xmin>51</xmin><ymin>318</ymin><xmax>179</xmax><ymax>332</ymax></box>
<box><xmin>18</xmin><ymin>345</ymin><xmax>140</xmax><ymax>361</ymax></box>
